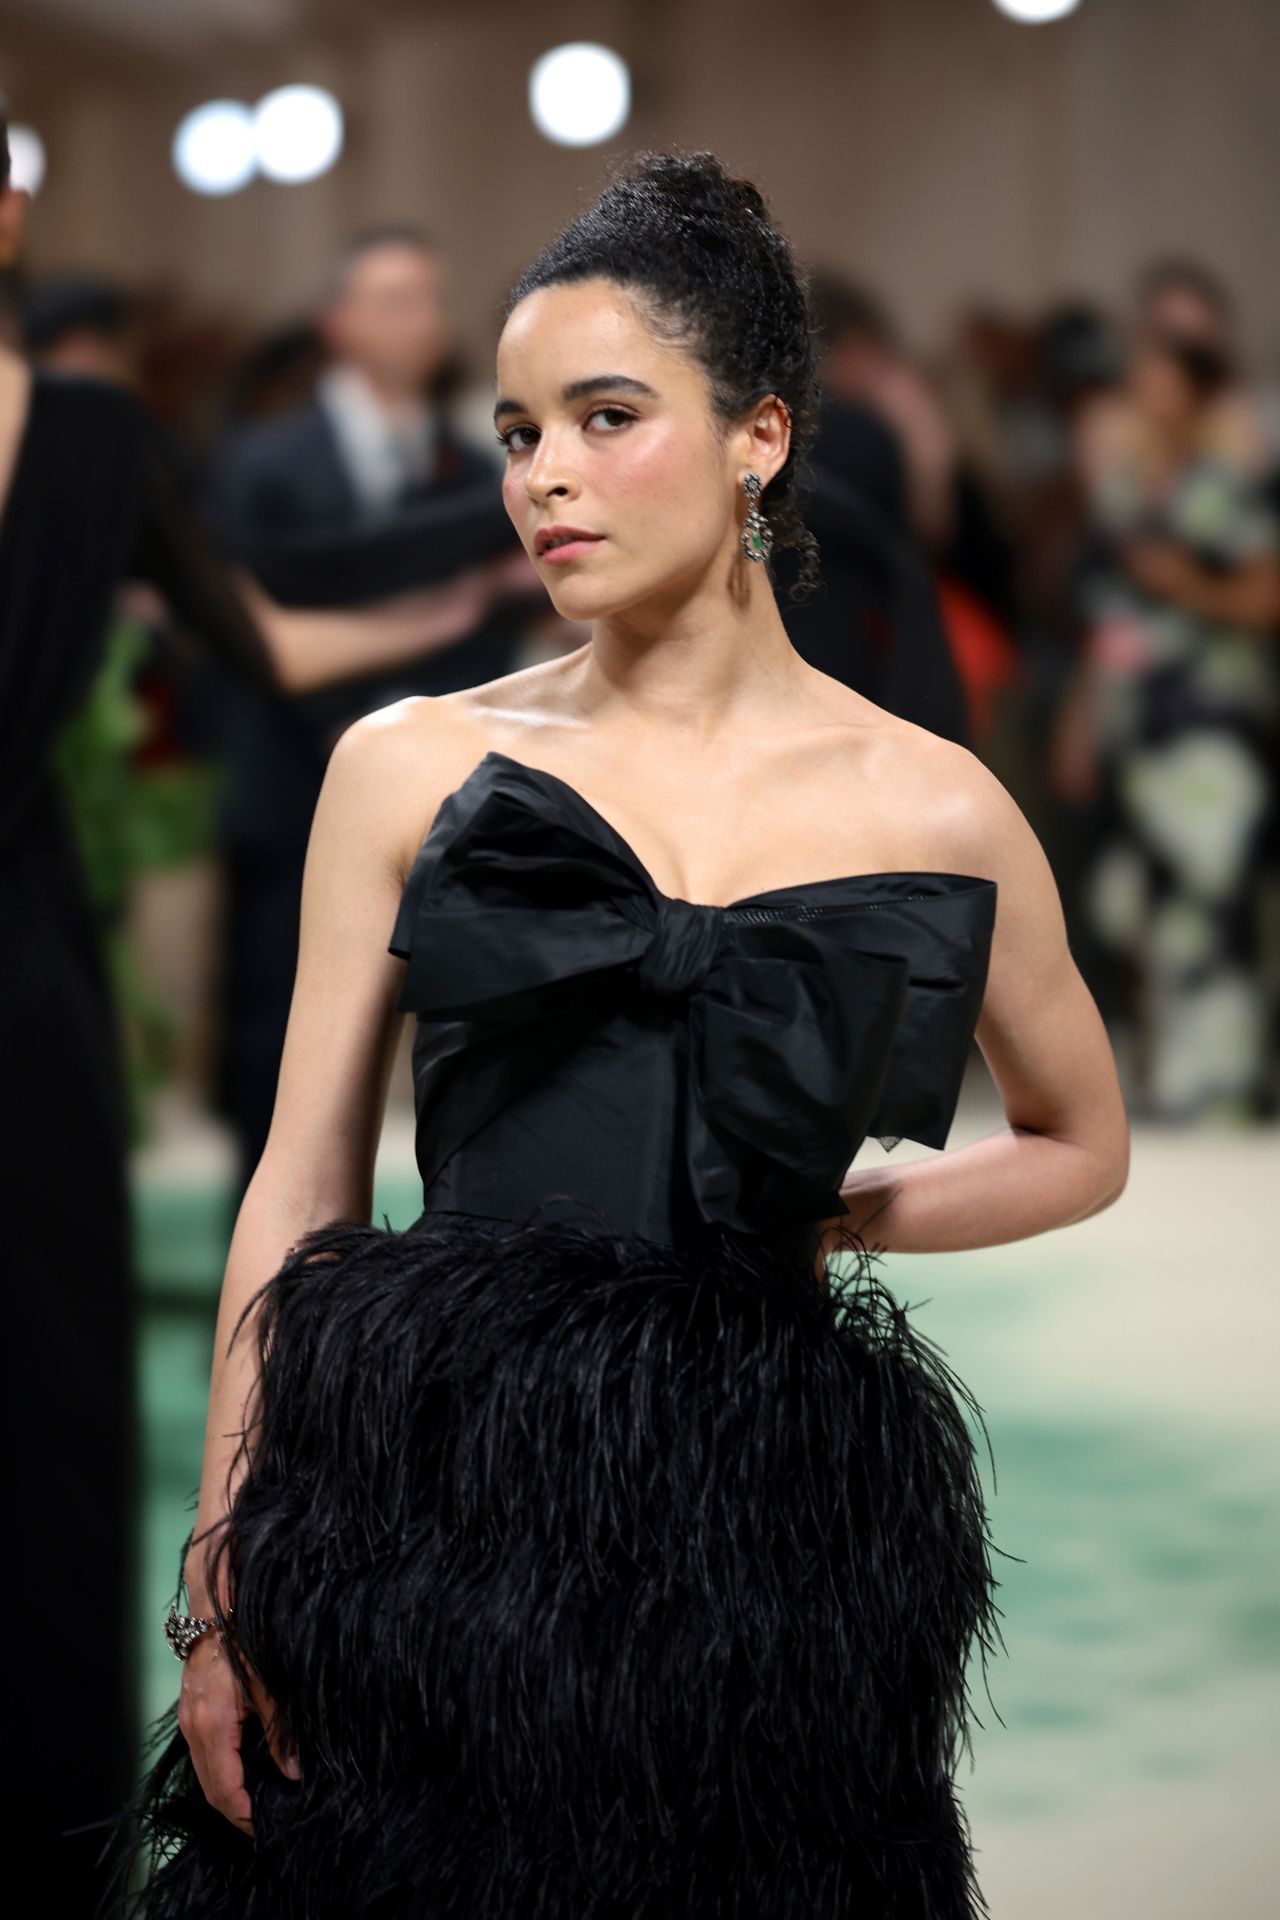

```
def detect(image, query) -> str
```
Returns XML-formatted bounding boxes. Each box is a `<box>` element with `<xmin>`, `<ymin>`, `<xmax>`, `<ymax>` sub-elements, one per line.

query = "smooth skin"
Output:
<box><xmin>180</xmin><ymin>275</ymin><xmax>1130</xmax><ymax>1831</ymax></box>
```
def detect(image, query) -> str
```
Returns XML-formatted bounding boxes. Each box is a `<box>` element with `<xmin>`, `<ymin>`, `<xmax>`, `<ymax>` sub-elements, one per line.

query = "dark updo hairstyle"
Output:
<box><xmin>502</xmin><ymin>148</ymin><xmax>823</xmax><ymax>600</ymax></box>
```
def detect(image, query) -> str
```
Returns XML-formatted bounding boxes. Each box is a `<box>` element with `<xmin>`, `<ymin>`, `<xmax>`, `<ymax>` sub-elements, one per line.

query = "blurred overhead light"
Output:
<box><xmin>8</xmin><ymin>124</ymin><xmax>47</xmax><ymax>197</ymax></box>
<box><xmin>529</xmin><ymin>43</ymin><xmax>630</xmax><ymax>147</ymax></box>
<box><xmin>990</xmin><ymin>0</ymin><xmax>1081</xmax><ymax>19</ymax></box>
<box><xmin>173</xmin><ymin>100</ymin><xmax>256</xmax><ymax>196</ymax></box>
<box><xmin>253</xmin><ymin>85</ymin><xmax>343</xmax><ymax>184</ymax></box>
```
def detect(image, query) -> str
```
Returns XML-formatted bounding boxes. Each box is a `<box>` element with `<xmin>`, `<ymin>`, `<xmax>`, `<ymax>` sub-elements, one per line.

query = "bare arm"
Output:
<box><xmin>836</xmin><ymin>752</ymin><xmax>1130</xmax><ymax>1253</ymax></box>
<box><xmin>177</xmin><ymin>700</ymin><xmax>477</xmax><ymax>1833</ymax></box>
<box><xmin>1121</xmin><ymin>539</ymin><xmax>1280</xmax><ymax>633</ymax></box>
<box><xmin>136</xmin><ymin>407</ymin><xmax>545</xmax><ymax>695</ymax></box>
<box><xmin>237</xmin><ymin>559</ymin><xmax>526</xmax><ymax>694</ymax></box>
<box><xmin>183</xmin><ymin>706</ymin><xmax>427</xmax><ymax>1614</ymax></box>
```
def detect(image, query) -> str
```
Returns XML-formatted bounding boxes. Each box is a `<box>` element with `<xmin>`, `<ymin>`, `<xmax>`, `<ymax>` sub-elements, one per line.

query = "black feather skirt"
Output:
<box><xmin>110</xmin><ymin>1206</ymin><xmax>1006</xmax><ymax>1919</ymax></box>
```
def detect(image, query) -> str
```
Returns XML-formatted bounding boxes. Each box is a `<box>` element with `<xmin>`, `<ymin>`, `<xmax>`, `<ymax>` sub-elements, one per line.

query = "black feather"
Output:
<box><xmin>101</xmin><ymin>1208</ymin><xmax>1009</xmax><ymax>1918</ymax></box>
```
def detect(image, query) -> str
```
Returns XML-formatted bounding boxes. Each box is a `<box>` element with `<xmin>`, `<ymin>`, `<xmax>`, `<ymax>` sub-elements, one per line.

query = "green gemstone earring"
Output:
<box><xmin>739</xmin><ymin>471</ymin><xmax>773</xmax><ymax>564</ymax></box>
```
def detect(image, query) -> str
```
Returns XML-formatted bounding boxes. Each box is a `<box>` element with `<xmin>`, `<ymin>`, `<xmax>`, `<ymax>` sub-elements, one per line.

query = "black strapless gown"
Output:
<box><xmin>117</xmin><ymin>750</ymin><xmax>1007</xmax><ymax>1918</ymax></box>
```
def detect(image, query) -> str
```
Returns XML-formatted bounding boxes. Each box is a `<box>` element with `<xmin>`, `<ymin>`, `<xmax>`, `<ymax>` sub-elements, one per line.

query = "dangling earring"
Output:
<box><xmin>739</xmin><ymin>472</ymin><xmax>773</xmax><ymax>564</ymax></box>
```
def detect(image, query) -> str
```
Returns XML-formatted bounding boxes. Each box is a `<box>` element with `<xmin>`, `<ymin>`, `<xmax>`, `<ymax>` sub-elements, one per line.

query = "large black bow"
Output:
<box><xmin>391</xmin><ymin>767</ymin><xmax>915</xmax><ymax>1228</ymax></box>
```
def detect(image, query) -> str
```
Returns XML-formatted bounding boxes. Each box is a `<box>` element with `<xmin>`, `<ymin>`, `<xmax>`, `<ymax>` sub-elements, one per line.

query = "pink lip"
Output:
<box><xmin>539</xmin><ymin>536</ymin><xmax>606</xmax><ymax>564</ymax></box>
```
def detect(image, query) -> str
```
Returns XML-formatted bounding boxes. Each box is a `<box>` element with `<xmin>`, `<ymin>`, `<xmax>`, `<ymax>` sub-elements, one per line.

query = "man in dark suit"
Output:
<box><xmin>211</xmin><ymin>224</ymin><xmax>479</xmax><ymax>533</ymax></box>
<box><xmin>206</xmin><ymin>225</ymin><xmax>528</xmax><ymax>1203</ymax></box>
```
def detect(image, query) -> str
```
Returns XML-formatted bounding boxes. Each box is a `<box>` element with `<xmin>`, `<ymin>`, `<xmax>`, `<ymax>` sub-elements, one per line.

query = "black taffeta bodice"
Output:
<box><xmin>388</xmin><ymin>751</ymin><xmax>997</xmax><ymax>1244</ymax></box>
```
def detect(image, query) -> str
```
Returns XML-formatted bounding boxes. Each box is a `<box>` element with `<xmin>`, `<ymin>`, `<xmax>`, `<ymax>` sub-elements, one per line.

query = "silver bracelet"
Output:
<box><xmin>164</xmin><ymin>1601</ymin><xmax>233</xmax><ymax>1662</ymax></box>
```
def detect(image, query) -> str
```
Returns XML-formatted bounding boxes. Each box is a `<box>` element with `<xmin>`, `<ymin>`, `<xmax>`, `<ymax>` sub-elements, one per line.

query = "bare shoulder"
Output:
<box><xmin>849</xmin><ymin>713</ymin><xmax>991</xmax><ymax>861</ymax></box>
<box><xmin>320</xmin><ymin>647</ymin><xmax>598</xmax><ymax>886</ymax></box>
<box><xmin>863</xmin><ymin>715</ymin><xmax>1065</xmax><ymax>934</ymax></box>
<box><xmin>860</xmin><ymin>719</ymin><xmax>1127</xmax><ymax>1169</ymax></box>
<box><xmin>320</xmin><ymin>693</ymin><xmax>499</xmax><ymax>886</ymax></box>
<box><xmin>913</xmin><ymin>730</ymin><xmax>1037</xmax><ymax>874</ymax></box>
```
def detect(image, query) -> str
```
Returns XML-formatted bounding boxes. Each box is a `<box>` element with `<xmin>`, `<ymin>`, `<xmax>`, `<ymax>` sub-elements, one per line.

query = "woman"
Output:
<box><xmin>121</xmin><ymin>151</ymin><xmax>1128</xmax><ymax>1918</ymax></box>
<box><xmin>0</xmin><ymin>101</ymin><xmax>529</xmax><ymax>1912</ymax></box>
<box><xmin>1052</xmin><ymin>320</ymin><xmax>1280</xmax><ymax>1120</ymax></box>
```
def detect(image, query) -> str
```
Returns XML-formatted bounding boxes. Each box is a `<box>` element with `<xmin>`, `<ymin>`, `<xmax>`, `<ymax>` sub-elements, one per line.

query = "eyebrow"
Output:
<box><xmin>493</xmin><ymin>374</ymin><xmax>660</xmax><ymax>424</ymax></box>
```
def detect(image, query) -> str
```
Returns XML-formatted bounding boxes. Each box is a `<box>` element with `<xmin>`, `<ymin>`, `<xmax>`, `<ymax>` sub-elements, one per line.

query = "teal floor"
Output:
<box><xmin>132</xmin><ymin>1112</ymin><xmax>1280</xmax><ymax>1917</ymax></box>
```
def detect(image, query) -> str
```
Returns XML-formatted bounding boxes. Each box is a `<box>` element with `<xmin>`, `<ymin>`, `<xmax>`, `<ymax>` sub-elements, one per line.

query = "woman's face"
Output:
<box><xmin>494</xmin><ymin>277</ymin><xmax>774</xmax><ymax>623</ymax></box>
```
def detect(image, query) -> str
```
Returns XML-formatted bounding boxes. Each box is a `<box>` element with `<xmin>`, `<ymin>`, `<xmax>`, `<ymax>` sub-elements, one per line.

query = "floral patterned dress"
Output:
<box><xmin>1078</xmin><ymin>429</ymin><xmax>1280</xmax><ymax>1119</ymax></box>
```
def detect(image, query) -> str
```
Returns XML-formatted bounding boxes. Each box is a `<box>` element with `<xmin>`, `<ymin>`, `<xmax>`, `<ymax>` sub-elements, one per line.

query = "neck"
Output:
<box><xmin>573</xmin><ymin>549</ymin><xmax>812</xmax><ymax>745</ymax></box>
<box><xmin>340</xmin><ymin>361</ymin><xmax>427</xmax><ymax>420</ymax></box>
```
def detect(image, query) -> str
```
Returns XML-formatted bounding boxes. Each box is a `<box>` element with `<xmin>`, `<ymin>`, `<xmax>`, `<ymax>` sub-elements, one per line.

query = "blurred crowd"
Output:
<box><xmin>6</xmin><ymin>224</ymin><xmax>1279</xmax><ymax>1155</ymax></box>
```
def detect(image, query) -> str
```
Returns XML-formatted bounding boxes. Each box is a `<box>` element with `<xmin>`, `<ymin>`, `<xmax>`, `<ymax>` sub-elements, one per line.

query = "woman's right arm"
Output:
<box><xmin>177</xmin><ymin>699</ymin><xmax>437</xmax><ymax>1830</ymax></box>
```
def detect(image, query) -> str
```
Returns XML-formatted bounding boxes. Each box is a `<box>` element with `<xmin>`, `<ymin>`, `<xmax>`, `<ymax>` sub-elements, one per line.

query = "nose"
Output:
<box><xmin>524</xmin><ymin>425</ymin><xmax>578</xmax><ymax>505</ymax></box>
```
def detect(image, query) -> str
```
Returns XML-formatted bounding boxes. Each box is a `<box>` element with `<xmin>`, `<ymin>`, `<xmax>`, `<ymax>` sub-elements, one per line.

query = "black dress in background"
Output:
<box><xmin>0</xmin><ymin>368</ymin><xmax>276</xmax><ymax>1910</ymax></box>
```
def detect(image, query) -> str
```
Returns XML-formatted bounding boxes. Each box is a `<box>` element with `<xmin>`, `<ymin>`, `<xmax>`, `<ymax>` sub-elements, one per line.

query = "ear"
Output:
<box><xmin>737</xmin><ymin>393</ymin><xmax>791</xmax><ymax>489</ymax></box>
<box><xmin>0</xmin><ymin>187</ymin><xmax>30</xmax><ymax>268</ymax></box>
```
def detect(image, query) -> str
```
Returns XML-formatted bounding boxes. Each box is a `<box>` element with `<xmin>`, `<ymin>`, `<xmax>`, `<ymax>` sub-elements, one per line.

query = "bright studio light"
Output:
<box><xmin>529</xmin><ymin>43</ymin><xmax>630</xmax><ymax>148</ymax></box>
<box><xmin>172</xmin><ymin>100</ymin><xmax>256</xmax><ymax>196</ymax></box>
<box><xmin>990</xmin><ymin>0</ymin><xmax>1081</xmax><ymax>21</ymax></box>
<box><xmin>8</xmin><ymin>124</ymin><xmax>47</xmax><ymax>196</ymax></box>
<box><xmin>253</xmin><ymin>85</ymin><xmax>344</xmax><ymax>184</ymax></box>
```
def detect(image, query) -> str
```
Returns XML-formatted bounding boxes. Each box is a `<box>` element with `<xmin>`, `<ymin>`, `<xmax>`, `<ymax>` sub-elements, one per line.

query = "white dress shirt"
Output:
<box><xmin>317</xmin><ymin>364</ymin><xmax>437</xmax><ymax>514</ymax></box>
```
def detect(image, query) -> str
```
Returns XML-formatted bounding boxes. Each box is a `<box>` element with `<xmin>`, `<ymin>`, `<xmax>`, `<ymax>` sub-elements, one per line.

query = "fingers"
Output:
<box><xmin>178</xmin><ymin>1629</ymin><xmax>304</xmax><ymax>1836</ymax></box>
<box><xmin>177</xmin><ymin>1637</ymin><xmax>256</xmax><ymax>1833</ymax></box>
<box><xmin>200</xmin><ymin>1729</ymin><xmax>256</xmax><ymax>1836</ymax></box>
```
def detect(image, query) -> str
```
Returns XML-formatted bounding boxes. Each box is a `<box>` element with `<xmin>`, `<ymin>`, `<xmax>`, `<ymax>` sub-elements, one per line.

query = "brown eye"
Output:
<box><xmin>588</xmin><ymin>407</ymin><xmax>635</xmax><ymax>431</ymax></box>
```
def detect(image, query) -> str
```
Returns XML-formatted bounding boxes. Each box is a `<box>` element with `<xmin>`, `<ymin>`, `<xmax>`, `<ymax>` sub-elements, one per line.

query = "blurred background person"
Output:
<box><xmin>815</xmin><ymin>273</ymin><xmax>959</xmax><ymax>552</ymax></box>
<box><xmin>22</xmin><ymin>267</ymin><xmax>142</xmax><ymax>384</ymax></box>
<box><xmin>1050</xmin><ymin>266</ymin><xmax>1280</xmax><ymax>1121</ymax></box>
<box><xmin>217</xmin><ymin>319</ymin><xmax>326</xmax><ymax>428</ymax></box>
<box><xmin>208</xmin><ymin>223</ymin><xmax>476</xmax><ymax>535</ymax></box>
<box><xmin>772</xmin><ymin>397</ymin><xmax>971</xmax><ymax>747</ymax></box>
<box><xmin>810</xmin><ymin>268</ymin><xmax>1020</xmax><ymax>752</ymax></box>
<box><xmin>203</xmin><ymin>223</ymin><xmax>542</xmax><ymax>1206</ymax></box>
<box><xmin>21</xmin><ymin>266</ymin><xmax>227</xmax><ymax>1145</ymax></box>
<box><xmin>765</xmin><ymin>264</ymin><xmax>968</xmax><ymax>747</ymax></box>
<box><xmin>0</xmin><ymin>104</ymin><xmax>544</xmax><ymax>1902</ymax></box>
<box><xmin>0</xmin><ymin>105</ymin><xmax>281</xmax><ymax>1910</ymax></box>
<box><xmin>957</xmin><ymin>300</ymin><xmax>1127</xmax><ymax>953</ymax></box>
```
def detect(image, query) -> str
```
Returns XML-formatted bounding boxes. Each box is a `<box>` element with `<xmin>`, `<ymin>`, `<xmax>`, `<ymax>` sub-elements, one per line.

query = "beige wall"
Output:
<box><xmin>6</xmin><ymin>0</ymin><xmax>1278</xmax><ymax>365</ymax></box>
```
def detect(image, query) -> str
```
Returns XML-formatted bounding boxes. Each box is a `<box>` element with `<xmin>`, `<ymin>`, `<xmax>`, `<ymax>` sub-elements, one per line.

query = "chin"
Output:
<box><xmin>543</xmin><ymin>579</ymin><xmax>621</xmax><ymax>622</ymax></box>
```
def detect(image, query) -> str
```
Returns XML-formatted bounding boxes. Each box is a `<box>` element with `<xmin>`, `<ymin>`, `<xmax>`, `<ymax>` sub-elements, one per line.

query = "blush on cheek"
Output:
<box><xmin>600</xmin><ymin>419</ymin><xmax>687</xmax><ymax>500</ymax></box>
<box><xmin>597</xmin><ymin>423</ymin><xmax>719</xmax><ymax>549</ymax></box>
